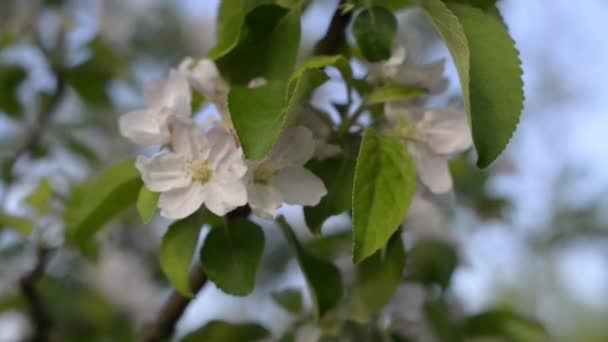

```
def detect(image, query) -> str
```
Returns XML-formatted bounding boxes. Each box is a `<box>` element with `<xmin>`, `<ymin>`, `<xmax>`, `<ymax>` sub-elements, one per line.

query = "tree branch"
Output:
<box><xmin>314</xmin><ymin>0</ymin><xmax>353</xmax><ymax>55</ymax></box>
<box><xmin>20</xmin><ymin>244</ymin><xmax>53</xmax><ymax>342</ymax></box>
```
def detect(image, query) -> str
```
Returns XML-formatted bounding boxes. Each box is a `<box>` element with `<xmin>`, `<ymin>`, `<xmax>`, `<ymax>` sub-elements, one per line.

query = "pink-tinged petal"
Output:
<box><xmin>204</xmin><ymin>179</ymin><xmax>248</xmax><ymax>216</ymax></box>
<box><xmin>158</xmin><ymin>183</ymin><xmax>207</xmax><ymax>219</ymax></box>
<box><xmin>161</xmin><ymin>70</ymin><xmax>191</xmax><ymax>111</ymax></box>
<box><xmin>168</xmin><ymin>118</ymin><xmax>209</xmax><ymax>161</ymax></box>
<box><xmin>418</xmin><ymin>108</ymin><xmax>472</xmax><ymax>155</ymax></box>
<box><xmin>246</xmin><ymin>182</ymin><xmax>282</xmax><ymax>219</ymax></box>
<box><xmin>119</xmin><ymin>109</ymin><xmax>168</xmax><ymax>146</ymax></box>
<box><xmin>269</xmin><ymin>126</ymin><xmax>316</xmax><ymax>169</ymax></box>
<box><xmin>408</xmin><ymin>143</ymin><xmax>453</xmax><ymax>194</ymax></box>
<box><xmin>136</xmin><ymin>153</ymin><xmax>190</xmax><ymax>192</ymax></box>
<box><xmin>273</xmin><ymin>166</ymin><xmax>327</xmax><ymax>206</ymax></box>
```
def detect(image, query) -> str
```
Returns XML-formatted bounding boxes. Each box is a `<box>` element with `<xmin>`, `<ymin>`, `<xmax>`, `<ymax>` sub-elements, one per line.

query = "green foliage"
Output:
<box><xmin>0</xmin><ymin>212</ymin><xmax>34</xmax><ymax>235</ymax></box>
<box><xmin>352</xmin><ymin>129</ymin><xmax>416</xmax><ymax>263</ymax></box>
<box><xmin>351</xmin><ymin>232</ymin><xmax>405</xmax><ymax>321</ymax></box>
<box><xmin>304</xmin><ymin>155</ymin><xmax>356</xmax><ymax>234</ymax></box>
<box><xmin>200</xmin><ymin>219</ymin><xmax>265</xmax><ymax>296</ymax></box>
<box><xmin>349</xmin><ymin>0</ymin><xmax>414</xmax><ymax>12</ymax></box>
<box><xmin>364</xmin><ymin>85</ymin><xmax>427</xmax><ymax>105</ymax></box>
<box><xmin>65</xmin><ymin>159</ymin><xmax>141</xmax><ymax>245</ymax></box>
<box><xmin>0</xmin><ymin>64</ymin><xmax>27</xmax><ymax>117</ymax></box>
<box><xmin>279</xmin><ymin>217</ymin><xmax>343</xmax><ymax>319</ymax></box>
<box><xmin>463</xmin><ymin>309</ymin><xmax>549</xmax><ymax>341</ymax></box>
<box><xmin>420</xmin><ymin>0</ymin><xmax>523</xmax><ymax>167</ymax></box>
<box><xmin>424</xmin><ymin>298</ymin><xmax>461</xmax><ymax>342</ymax></box>
<box><xmin>448</xmin><ymin>3</ymin><xmax>523</xmax><ymax>167</ymax></box>
<box><xmin>408</xmin><ymin>239</ymin><xmax>458</xmax><ymax>289</ymax></box>
<box><xmin>207</xmin><ymin>0</ymin><xmax>247</xmax><ymax>59</ymax></box>
<box><xmin>160</xmin><ymin>213</ymin><xmax>205</xmax><ymax>297</ymax></box>
<box><xmin>25</xmin><ymin>179</ymin><xmax>53</xmax><ymax>215</ymax></box>
<box><xmin>136</xmin><ymin>186</ymin><xmax>159</xmax><ymax>224</ymax></box>
<box><xmin>352</xmin><ymin>6</ymin><xmax>398</xmax><ymax>62</ymax></box>
<box><xmin>229</xmin><ymin>56</ymin><xmax>352</xmax><ymax>159</ymax></box>
<box><xmin>181</xmin><ymin>320</ymin><xmax>270</xmax><ymax>342</ymax></box>
<box><xmin>216</xmin><ymin>5</ymin><xmax>301</xmax><ymax>84</ymax></box>
<box><xmin>443</xmin><ymin>0</ymin><xmax>497</xmax><ymax>10</ymax></box>
<box><xmin>272</xmin><ymin>288</ymin><xmax>303</xmax><ymax>314</ymax></box>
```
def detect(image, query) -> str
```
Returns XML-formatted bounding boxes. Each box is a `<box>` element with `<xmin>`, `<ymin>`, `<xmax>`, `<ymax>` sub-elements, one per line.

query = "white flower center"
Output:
<box><xmin>253</xmin><ymin>164</ymin><xmax>277</xmax><ymax>185</ymax></box>
<box><xmin>186</xmin><ymin>160</ymin><xmax>213</xmax><ymax>183</ymax></box>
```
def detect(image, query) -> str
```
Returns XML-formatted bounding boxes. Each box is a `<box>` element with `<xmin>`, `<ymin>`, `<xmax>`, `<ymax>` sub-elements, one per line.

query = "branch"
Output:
<box><xmin>314</xmin><ymin>0</ymin><xmax>353</xmax><ymax>55</ymax></box>
<box><xmin>20</xmin><ymin>244</ymin><xmax>53</xmax><ymax>342</ymax></box>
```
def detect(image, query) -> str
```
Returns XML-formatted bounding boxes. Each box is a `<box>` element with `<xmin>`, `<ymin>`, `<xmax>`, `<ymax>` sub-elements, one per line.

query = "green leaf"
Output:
<box><xmin>0</xmin><ymin>212</ymin><xmax>34</xmax><ymax>235</ymax></box>
<box><xmin>351</xmin><ymin>232</ymin><xmax>405</xmax><ymax>321</ymax></box>
<box><xmin>229</xmin><ymin>56</ymin><xmax>348</xmax><ymax>159</ymax></box>
<box><xmin>207</xmin><ymin>0</ymin><xmax>246</xmax><ymax>59</ymax></box>
<box><xmin>424</xmin><ymin>298</ymin><xmax>461</xmax><ymax>342</ymax></box>
<box><xmin>352</xmin><ymin>129</ymin><xmax>416</xmax><ymax>263</ymax></box>
<box><xmin>216</xmin><ymin>5</ymin><xmax>300</xmax><ymax>84</ymax></box>
<box><xmin>160</xmin><ymin>213</ymin><xmax>204</xmax><ymax>297</ymax></box>
<box><xmin>420</xmin><ymin>1</ymin><xmax>523</xmax><ymax>167</ymax></box>
<box><xmin>408</xmin><ymin>239</ymin><xmax>458</xmax><ymax>289</ymax></box>
<box><xmin>350</xmin><ymin>0</ymin><xmax>414</xmax><ymax>11</ymax></box>
<box><xmin>462</xmin><ymin>309</ymin><xmax>549</xmax><ymax>341</ymax></box>
<box><xmin>25</xmin><ymin>179</ymin><xmax>53</xmax><ymax>216</ymax></box>
<box><xmin>136</xmin><ymin>186</ymin><xmax>159</xmax><ymax>224</ymax></box>
<box><xmin>304</xmin><ymin>155</ymin><xmax>356</xmax><ymax>234</ymax></box>
<box><xmin>272</xmin><ymin>288</ymin><xmax>303</xmax><ymax>314</ymax></box>
<box><xmin>0</xmin><ymin>65</ymin><xmax>27</xmax><ymax>117</ymax></box>
<box><xmin>278</xmin><ymin>217</ymin><xmax>342</xmax><ymax>319</ymax></box>
<box><xmin>352</xmin><ymin>6</ymin><xmax>398</xmax><ymax>62</ymax></box>
<box><xmin>200</xmin><ymin>219</ymin><xmax>265</xmax><ymax>296</ymax></box>
<box><xmin>448</xmin><ymin>4</ymin><xmax>523</xmax><ymax>167</ymax></box>
<box><xmin>365</xmin><ymin>85</ymin><xmax>427</xmax><ymax>105</ymax></box>
<box><xmin>181</xmin><ymin>320</ymin><xmax>270</xmax><ymax>342</ymax></box>
<box><xmin>66</xmin><ymin>159</ymin><xmax>142</xmax><ymax>244</ymax></box>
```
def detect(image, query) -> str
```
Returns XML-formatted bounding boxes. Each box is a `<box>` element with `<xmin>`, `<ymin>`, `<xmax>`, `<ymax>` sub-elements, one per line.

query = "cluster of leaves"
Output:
<box><xmin>0</xmin><ymin>0</ymin><xmax>545</xmax><ymax>341</ymax></box>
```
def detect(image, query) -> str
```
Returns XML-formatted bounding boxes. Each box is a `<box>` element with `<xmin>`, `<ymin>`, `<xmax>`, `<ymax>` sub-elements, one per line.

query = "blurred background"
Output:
<box><xmin>1</xmin><ymin>0</ymin><xmax>608</xmax><ymax>341</ymax></box>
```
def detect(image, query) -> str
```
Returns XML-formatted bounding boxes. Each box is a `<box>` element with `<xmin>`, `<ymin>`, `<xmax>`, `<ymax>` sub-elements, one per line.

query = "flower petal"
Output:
<box><xmin>204</xmin><ymin>179</ymin><xmax>248</xmax><ymax>216</ymax></box>
<box><xmin>168</xmin><ymin>118</ymin><xmax>210</xmax><ymax>161</ymax></box>
<box><xmin>207</xmin><ymin>128</ymin><xmax>247</xmax><ymax>178</ymax></box>
<box><xmin>118</xmin><ymin>109</ymin><xmax>168</xmax><ymax>146</ymax></box>
<box><xmin>409</xmin><ymin>143</ymin><xmax>453</xmax><ymax>194</ymax></box>
<box><xmin>269</xmin><ymin>126</ymin><xmax>316</xmax><ymax>169</ymax></box>
<box><xmin>418</xmin><ymin>108</ymin><xmax>472</xmax><ymax>155</ymax></box>
<box><xmin>158</xmin><ymin>183</ymin><xmax>207</xmax><ymax>219</ymax></box>
<box><xmin>273</xmin><ymin>166</ymin><xmax>327</xmax><ymax>206</ymax></box>
<box><xmin>161</xmin><ymin>70</ymin><xmax>191</xmax><ymax>111</ymax></box>
<box><xmin>246</xmin><ymin>182</ymin><xmax>282</xmax><ymax>219</ymax></box>
<box><xmin>136</xmin><ymin>152</ymin><xmax>190</xmax><ymax>192</ymax></box>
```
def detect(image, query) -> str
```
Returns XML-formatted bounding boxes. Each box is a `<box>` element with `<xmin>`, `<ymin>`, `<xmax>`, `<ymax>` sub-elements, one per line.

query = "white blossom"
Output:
<box><xmin>294</xmin><ymin>107</ymin><xmax>341</xmax><ymax>160</ymax></box>
<box><xmin>136</xmin><ymin>119</ymin><xmax>247</xmax><ymax>219</ymax></box>
<box><xmin>385</xmin><ymin>102</ymin><xmax>472</xmax><ymax>193</ymax></box>
<box><xmin>245</xmin><ymin>126</ymin><xmax>327</xmax><ymax>218</ymax></box>
<box><xmin>178</xmin><ymin>57</ymin><xmax>229</xmax><ymax>115</ymax></box>
<box><xmin>119</xmin><ymin>70</ymin><xmax>191</xmax><ymax>146</ymax></box>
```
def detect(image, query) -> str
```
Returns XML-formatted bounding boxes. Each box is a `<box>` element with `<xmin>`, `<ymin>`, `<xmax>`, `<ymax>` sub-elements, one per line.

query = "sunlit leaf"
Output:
<box><xmin>136</xmin><ymin>186</ymin><xmax>159</xmax><ymax>224</ymax></box>
<box><xmin>365</xmin><ymin>85</ymin><xmax>426</xmax><ymax>105</ymax></box>
<box><xmin>272</xmin><ymin>288</ymin><xmax>303</xmax><ymax>314</ymax></box>
<box><xmin>25</xmin><ymin>179</ymin><xmax>53</xmax><ymax>216</ymax></box>
<box><xmin>0</xmin><ymin>212</ymin><xmax>34</xmax><ymax>235</ymax></box>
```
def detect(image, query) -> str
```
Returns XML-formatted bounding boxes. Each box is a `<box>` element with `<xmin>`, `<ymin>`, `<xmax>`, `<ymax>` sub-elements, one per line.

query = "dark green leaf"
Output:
<box><xmin>181</xmin><ymin>320</ymin><xmax>270</xmax><ymax>342</ymax></box>
<box><xmin>0</xmin><ymin>212</ymin><xmax>34</xmax><ymax>235</ymax></box>
<box><xmin>272</xmin><ymin>288</ymin><xmax>303</xmax><ymax>314</ymax></box>
<box><xmin>365</xmin><ymin>85</ymin><xmax>427</xmax><ymax>105</ymax></box>
<box><xmin>278</xmin><ymin>217</ymin><xmax>342</xmax><ymax>319</ymax></box>
<box><xmin>352</xmin><ymin>6</ymin><xmax>398</xmax><ymax>62</ymax></box>
<box><xmin>136</xmin><ymin>186</ymin><xmax>159</xmax><ymax>224</ymax></box>
<box><xmin>216</xmin><ymin>5</ymin><xmax>300</xmax><ymax>84</ymax></box>
<box><xmin>351</xmin><ymin>232</ymin><xmax>405</xmax><ymax>321</ymax></box>
<box><xmin>200</xmin><ymin>219</ymin><xmax>265</xmax><ymax>296</ymax></box>
<box><xmin>350</xmin><ymin>0</ymin><xmax>414</xmax><ymax>11</ymax></box>
<box><xmin>304</xmin><ymin>155</ymin><xmax>356</xmax><ymax>234</ymax></box>
<box><xmin>408</xmin><ymin>239</ymin><xmax>458</xmax><ymax>289</ymax></box>
<box><xmin>424</xmin><ymin>298</ymin><xmax>461</xmax><ymax>342</ymax></box>
<box><xmin>463</xmin><ymin>309</ymin><xmax>549</xmax><ymax>341</ymax></box>
<box><xmin>352</xmin><ymin>129</ymin><xmax>416</xmax><ymax>263</ymax></box>
<box><xmin>160</xmin><ymin>213</ymin><xmax>205</xmax><ymax>297</ymax></box>
<box><xmin>66</xmin><ymin>159</ymin><xmax>142</xmax><ymax>244</ymax></box>
<box><xmin>443</xmin><ymin>0</ymin><xmax>497</xmax><ymax>10</ymax></box>
<box><xmin>25</xmin><ymin>179</ymin><xmax>53</xmax><ymax>215</ymax></box>
<box><xmin>0</xmin><ymin>65</ymin><xmax>27</xmax><ymax>117</ymax></box>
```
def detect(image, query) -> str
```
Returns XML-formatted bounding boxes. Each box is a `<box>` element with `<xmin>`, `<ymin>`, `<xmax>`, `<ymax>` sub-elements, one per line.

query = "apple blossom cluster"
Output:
<box><xmin>118</xmin><ymin>59</ymin><xmax>327</xmax><ymax>219</ymax></box>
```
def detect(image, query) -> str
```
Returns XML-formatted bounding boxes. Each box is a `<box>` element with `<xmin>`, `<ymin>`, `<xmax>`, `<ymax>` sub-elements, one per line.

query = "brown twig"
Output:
<box><xmin>19</xmin><ymin>244</ymin><xmax>53</xmax><ymax>342</ymax></box>
<box><xmin>314</xmin><ymin>0</ymin><xmax>353</xmax><ymax>55</ymax></box>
